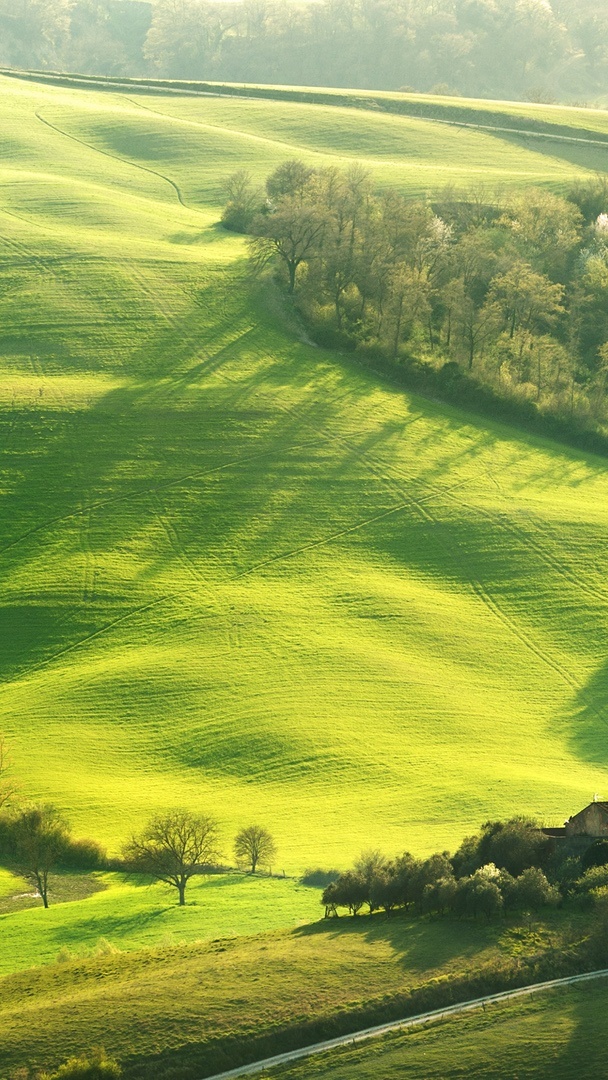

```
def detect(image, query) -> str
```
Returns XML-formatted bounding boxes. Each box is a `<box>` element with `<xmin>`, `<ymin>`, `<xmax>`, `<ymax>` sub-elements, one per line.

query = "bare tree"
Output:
<box><xmin>0</xmin><ymin>737</ymin><xmax>17</xmax><ymax>811</ymax></box>
<box><xmin>12</xmin><ymin>804</ymin><xmax>70</xmax><ymax>909</ymax></box>
<box><xmin>234</xmin><ymin>825</ymin><xmax>276</xmax><ymax>874</ymax></box>
<box><xmin>123</xmin><ymin>811</ymin><xmax>220</xmax><ymax>906</ymax></box>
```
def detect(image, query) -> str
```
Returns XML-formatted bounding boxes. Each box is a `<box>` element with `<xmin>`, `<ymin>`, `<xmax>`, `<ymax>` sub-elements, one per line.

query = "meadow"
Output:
<box><xmin>1</xmin><ymin>68</ymin><xmax>608</xmax><ymax>1076</ymax></box>
<box><xmin>270</xmin><ymin>979</ymin><xmax>608</xmax><ymax>1080</ymax></box>
<box><xmin>1</xmin><ymin>73</ymin><xmax>608</xmax><ymax>871</ymax></box>
<box><xmin>0</xmin><ymin>904</ymin><xmax>579</xmax><ymax>1077</ymax></box>
<box><xmin>0</xmin><ymin>872</ymin><xmax>321</xmax><ymax>976</ymax></box>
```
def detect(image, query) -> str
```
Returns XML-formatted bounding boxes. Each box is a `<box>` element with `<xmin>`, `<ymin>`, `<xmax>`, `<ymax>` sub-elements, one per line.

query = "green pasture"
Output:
<box><xmin>0</xmin><ymin>907</ymin><xmax>569</xmax><ymax>1077</ymax></box>
<box><xmin>1</xmin><ymin>71</ymin><xmax>608</xmax><ymax>890</ymax></box>
<box><xmin>272</xmin><ymin>980</ymin><xmax>608</xmax><ymax>1080</ymax></box>
<box><xmin>0</xmin><ymin>872</ymin><xmax>321</xmax><ymax>975</ymax></box>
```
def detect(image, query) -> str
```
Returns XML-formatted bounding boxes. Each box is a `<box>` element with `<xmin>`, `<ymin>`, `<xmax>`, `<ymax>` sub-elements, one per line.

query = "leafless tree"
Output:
<box><xmin>12</xmin><ymin>804</ymin><xmax>70</xmax><ymax>908</ymax></box>
<box><xmin>123</xmin><ymin>811</ymin><xmax>220</xmax><ymax>905</ymax></box>
<box><xmin>234</xmin><ymin>825</ymin><xmax>276</xmax><ymax>874</ymax></box>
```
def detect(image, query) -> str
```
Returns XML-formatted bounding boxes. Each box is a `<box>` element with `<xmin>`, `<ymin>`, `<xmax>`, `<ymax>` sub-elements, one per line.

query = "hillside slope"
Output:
<box><xmin>269</xmin><ymin>979</ymin><xmax>608</xmax><ymax>1080</ymax></box>
<box><xmin>0</xmin><ymin>75</ymin><xmax>608</xmax><ymax>871</ymax></box>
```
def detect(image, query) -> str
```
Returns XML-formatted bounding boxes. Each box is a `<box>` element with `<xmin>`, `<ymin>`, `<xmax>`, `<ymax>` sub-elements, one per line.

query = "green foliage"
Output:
<box><xmin>221</xmin><ymin>170</ymin><xmax>264</xmax><ymax>233</ymax></box>
<box><xmin>322</xmin><ymin>828</ymin><xmax>561</xmax><ymax>920</ymax></box>
<box><xmin>240</xmin><ymin>160</ymin><xmax>608</xmax><ymax>440</ymax></box>
<box><xmin>300</xmin><ymin>869</ymin><xmax>340</xmax><ymax>888</ymax></box>
<box><xmin>43</xmin><ymin>1049</ymin><xmax>121</xmax><ymax>1080</ymax></box>
<box><xmin>6</xmin><ymin>0</ymin><xmax>606</xmax><ymax>104</ymax></box>
<box><xmin>582</xmin><ymin>839</ymin><xmax>608</xmax><ymax>871</ymax></box>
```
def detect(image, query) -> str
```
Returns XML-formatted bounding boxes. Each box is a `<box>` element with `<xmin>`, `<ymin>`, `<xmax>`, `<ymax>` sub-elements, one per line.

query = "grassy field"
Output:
<box><xmin>0</xmin><ymin>906</ymin><xmax>576</xmax><ymax>1078</ymax></box>
<box><xmin>1</xmin><ymin>69</ymin><xmax>608</xmax><ymax>1078</ymax></box>
<box><xmin>271</xmin><ymin>979</ymin><xmax>608</xmax><ymax>1080</ymax></box>
<box><xmin>0</xmin><ymin>871</ymin><xmax>321</xmax><ymax>975</ymax></box>
<box><xmin>1</xmin><ymin>71</ymin><xmax>608</xmax><ymax>893</ymax></box>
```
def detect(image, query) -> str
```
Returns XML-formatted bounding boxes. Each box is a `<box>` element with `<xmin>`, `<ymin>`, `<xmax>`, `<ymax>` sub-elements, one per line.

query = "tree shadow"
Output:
<box><xmin>567</xmin><ymin>661</ymin><xmax>608</xmax><ymax>770</ymax></box>
<box><xmin>291</xmin><ymin>907</ymin><xmax>504</xmax><ymax>976</ymax></box>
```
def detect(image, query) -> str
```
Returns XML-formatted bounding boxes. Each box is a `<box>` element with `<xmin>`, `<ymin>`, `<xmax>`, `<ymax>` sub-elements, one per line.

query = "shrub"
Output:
<box><xmin>575</xmin><ymin>864</ymin><xmax>608</xmax><ymax>901</ymax></box>
<box><xmin>453</xmin><ymin>817</ymin><xmax>553</xmax><ymax>878</ymax></box>
<box><xmin>300</xmin><ymin>868</ymin><xmax>340</xmax><ymax>888</ymax></box>
<box><xmin>455</xmin><ymin>870</ymin><xmax>504</xmax><ymax>918</ymax></box>
<box><xmin>582</xmin><ymin>839</ymin><xmax>608</xmax><ymax>872</ymax></box>
<box><xmin>507</xmin><ymin>867</ymin><xmax>560</xmax><ymax>911</ymax></box>
<box><xmin>59</xmin><ymin>837</ymin><xmax>107</xmax><ymax>870</ymax></box>
<box><xmin>42</xmin><ymin>1049</ymin><xmax>121</xmax><ymax>1079</ymax></box>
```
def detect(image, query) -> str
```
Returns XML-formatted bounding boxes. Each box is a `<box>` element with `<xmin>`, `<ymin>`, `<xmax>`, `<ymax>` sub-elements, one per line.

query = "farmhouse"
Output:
<box><xmin>565</xmin><ymin>801</ymin><xmax>608</xmax><ymax>838</ymax></box>
<box><xmin>543</xmin><ymin>800</ymin><xmax>608</xmax><ymax>839</ymax></box>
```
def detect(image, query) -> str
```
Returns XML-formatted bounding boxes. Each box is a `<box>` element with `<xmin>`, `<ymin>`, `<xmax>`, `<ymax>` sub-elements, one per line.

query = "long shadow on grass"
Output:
<box><xmin>2</xmin><ymin>264</ymin><xmax>607</xmax><ymax>796</ymax></box>
<box><xmin>555</xmin><ymin>982</ymin><xmax>608</xmax><ymax>1079</ymax></box>
<box><xmin>466</xmin><ymin>127</ymin><xmax>608</xmax><ymax>178</ymax></box>
<box><xmin>568</xmin><ymin>660</ymin><xmax>608</xmax><ymax>770</ymax></box>
<box><xmin>292</xmin><ymin>908</ymin><xmax>499</xmax><ymax>975</ymax></box>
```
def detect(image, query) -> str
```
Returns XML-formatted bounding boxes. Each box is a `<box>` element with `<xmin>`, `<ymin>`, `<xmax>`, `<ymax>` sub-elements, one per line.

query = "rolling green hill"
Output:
<box><xmin>0</xmin><ymin>907</ymin><xmax>575</xmax><ymax>1077</ymax></box>
<box><xmin>1</xmin><ymin>71</ymin><xmax>608</xmax><ymax>889</ymax></box>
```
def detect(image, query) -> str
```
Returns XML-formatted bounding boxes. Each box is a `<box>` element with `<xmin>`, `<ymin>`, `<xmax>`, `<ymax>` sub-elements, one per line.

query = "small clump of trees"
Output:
<box><xmin>0</xmin><ymin>736</ymin><xmax>280</xmax><ymax>909</ymax></box>
<box><xmin>321</xmin><ymin>818</ymin><xmax>584</xmax><ymax>920</ymax></box>
<box><xmin>223</xmin><ymin>163</ymin><xmax>608</xmax><ymax>449</ymax></box>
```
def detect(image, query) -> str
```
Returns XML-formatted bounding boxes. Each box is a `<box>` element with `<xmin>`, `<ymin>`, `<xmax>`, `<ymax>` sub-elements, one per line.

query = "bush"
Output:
<box><xmin>453</xmin><ymin>818</ymin><xmax>553</xmax><ymax>878</ymax></box>
<box><xmin>575</xmin><ymin>864</ymin><xmax>608</xmax><ymax>901</ymax></box>
<box><xmin>582</xmin><ymin>839</ymin><xmax>608</xmax><ymax>872</ymax></box>
<box><xmin>301</xmin><ymin>868</ymin><xmax>340</xmax><ymax>888</ymax></box>
<box><xmin>42</xmin><ymin>1049</ymin><xmax>121</xmax><ymax>1079</ymax></box>
<box><xmin>506</xmin><ymin>867</ymin><xmax>560</xmax><ymax>912</ymax></box>
<box><xmin>0</xmin><ymin>812</ymin><xmax>106</xmax><ymax>871</ymax></box>
<box><xmin>455</xmin><ymin>869</ymin><xmax>504</xmax><ymax>918</ymax></box>
<box><xmin>59</xmin><ymin>837</ymin><xmax>107</xmax><ymax>870</ymax></box>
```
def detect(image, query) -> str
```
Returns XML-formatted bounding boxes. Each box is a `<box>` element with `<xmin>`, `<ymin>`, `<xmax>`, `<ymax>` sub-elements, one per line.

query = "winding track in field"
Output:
<box><xmin>201</xmin><ymin>968</ymin><xmax>608</xmax><ymax>1080</ymax></box>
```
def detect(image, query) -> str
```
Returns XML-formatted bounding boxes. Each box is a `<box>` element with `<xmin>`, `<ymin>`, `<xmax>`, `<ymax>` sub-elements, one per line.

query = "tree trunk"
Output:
<box><xmin>287</xmin><ymin>260</ymin><xmax>297</xmax><ymax>293</ymax></box>
<box><xmin>37</xmin><ymin>871</ymin><xmax>49</xmax><ymax>909</ymax></box>
<box><xmin>178</xmin><ymin>880</ymin><xmax>186</xmax><ymax>906</ymax></box>
<box><xmin>392</xmin><ymin>296</ymin><xmax>404</xmax><ymax>359</ymax></box>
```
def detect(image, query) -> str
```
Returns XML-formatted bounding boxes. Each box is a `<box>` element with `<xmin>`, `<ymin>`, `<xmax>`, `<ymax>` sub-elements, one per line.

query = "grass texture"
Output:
<box><xmin>0</xmin><ymin>872</ymin><xmax>321</xmax><ymax>976</ymax></box>
<box><xmin>0</xmin><ymin>71</ymin><xmax>608</xmax><ymax>887</ymax></box>
<box><xmin>271</xmin><ymin>979</ymin><xmax>608</xmax><ymax>1080</ymax></box>
<box><xmin>0</xmin><ymin>909</ymin><xmax>557</xmax><ymax>1077</ymax></box>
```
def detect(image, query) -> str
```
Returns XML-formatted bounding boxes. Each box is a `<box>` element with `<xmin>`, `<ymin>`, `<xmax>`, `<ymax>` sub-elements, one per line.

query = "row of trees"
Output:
<box><xmin>0</xmin><ymin>738</ymin><xmax>277</xmax><ymax>907</ymax></box>
<box><xmin>322</xmin><ymin>817</ymin><xmax>608</xmax><ymax>920</ymax></box>
<box><xmin>3</xmin><ymin>0</ymin><xmax>608</xmax><ymax>104</ymax></box>
<box><xmin>225</xmin><ymin>162</ymin><xmax>608</xmax><ymax>442</ymax></box>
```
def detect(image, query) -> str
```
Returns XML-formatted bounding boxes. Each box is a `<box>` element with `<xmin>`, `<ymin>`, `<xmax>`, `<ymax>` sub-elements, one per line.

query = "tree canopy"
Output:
<box><xmin>123</xmin><ymin>810</ymin><xmax>220</xmax><ymax>905</ymax></box>
<box><xmin>1</xmin><ymin>0</ymin><xmax>607</xmax><ymax>103</ymax></box>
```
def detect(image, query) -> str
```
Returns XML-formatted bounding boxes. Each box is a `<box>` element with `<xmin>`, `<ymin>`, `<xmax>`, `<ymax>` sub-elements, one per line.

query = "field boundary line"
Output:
<box><xmin>34</xmin><ymin>110</ymin><xmax>196</xmax><ymax>212</ymax></box>
<box><xmin>201</xmin><ymin>968</ymin><xmax>608</xmax><ymax>1080</ymax></box>
<box><xmin>6</xmin><ymin>70</ymin><xmax>608</xmax><ymax>150</ymax></box>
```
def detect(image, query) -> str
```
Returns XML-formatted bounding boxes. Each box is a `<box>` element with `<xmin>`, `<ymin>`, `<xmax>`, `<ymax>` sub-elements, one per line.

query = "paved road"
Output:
<box><xmin>203</xmin><ymin>967</ymin><xmax>608</xmax><ymax>1080</ymax></box>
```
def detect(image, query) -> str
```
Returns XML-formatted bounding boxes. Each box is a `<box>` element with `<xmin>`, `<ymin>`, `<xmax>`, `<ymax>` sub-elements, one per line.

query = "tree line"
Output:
<box><xmin>2</xmin><ymin>0</ymin><xmax>607</xmax><ymax>106</ymax></box>
<box><xmin>321</xmin><ymin>817</ymin><xmax>608</xmax><ymax>920</ymax></box>
<box><xmin>0</xmin><ymin>739</ymin><xmax>276</xmax><ymax>907</ymax></box>
<box><xmin>224</xmin><ymin>161</ymin><xmax>608</xmax><ymax>447</ymax></box>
